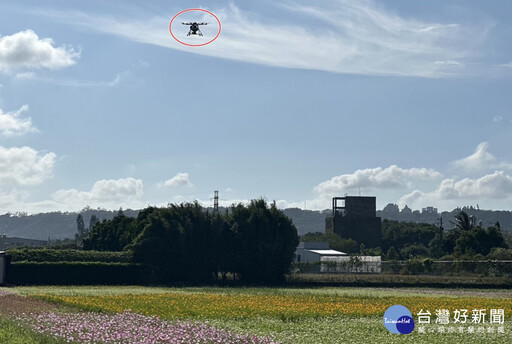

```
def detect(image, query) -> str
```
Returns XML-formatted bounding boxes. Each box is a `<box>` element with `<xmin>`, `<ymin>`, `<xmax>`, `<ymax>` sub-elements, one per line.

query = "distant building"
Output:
<box><xmin>401</xmin><ymin>205</ymin><xmax>412</xmax><ymax>214</ymax></box>
<box><xmin>325</xmin><ymin>196</ymin><xmax>382</xmax><ymax>248</ymax></box>
<box><xmin>295</xmin><ymin>242</ymin><xmax>346</xmax><ymax>263</ymax></box>
<box><xmin>422</xmin><ymin>206</ymin><xmax>438</xmax><ymax>215</ymax></box>
<box><xmin>382</xmin><ymin>203</ymin><xmax>400</xmax><ymax>214</ymax></box>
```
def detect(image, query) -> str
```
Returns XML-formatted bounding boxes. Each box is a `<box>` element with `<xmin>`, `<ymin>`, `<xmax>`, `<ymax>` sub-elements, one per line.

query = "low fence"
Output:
<box><xmin>381</xmin><ymin>259</ymin><xmax>512</xmax><ymax>276</ymax></box>
<box><xmin>292</xmin><ymin>259</ymin><xmax>512</xmax><ymax>276</ymax></box>
<box><xmin>292</xmin><ymin>256</ymin><xmax>381</xmax><ymax>274</ymax></box>
<box><xmin>321</xmin><ymin>256</ymin><xmax>381</xmax><ymax>273</ymax></box>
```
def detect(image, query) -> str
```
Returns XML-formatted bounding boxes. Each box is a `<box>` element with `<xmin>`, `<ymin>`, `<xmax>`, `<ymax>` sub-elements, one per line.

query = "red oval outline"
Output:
<box><xmin>169</xmin><ymin>9</ymin><xmax>221</xmax><ymax>47</ymax></box>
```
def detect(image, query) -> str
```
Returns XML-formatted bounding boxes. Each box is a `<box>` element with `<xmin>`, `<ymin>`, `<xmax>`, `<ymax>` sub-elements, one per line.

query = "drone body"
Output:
<box><xmin>182</xmin><ymin>22</ymin><xmax>208</xmax><ymax>36</ymax></box>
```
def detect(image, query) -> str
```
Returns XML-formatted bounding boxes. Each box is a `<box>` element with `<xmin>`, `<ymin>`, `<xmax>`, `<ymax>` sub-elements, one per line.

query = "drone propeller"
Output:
<box><xmin>182</xmin><ymin>22</ymin><xmax>208</xmax><ymax>25</ymax></box>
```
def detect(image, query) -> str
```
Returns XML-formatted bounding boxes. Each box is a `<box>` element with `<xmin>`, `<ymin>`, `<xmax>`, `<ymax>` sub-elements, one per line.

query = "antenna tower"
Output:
<box><xmin>213</xmin><ymin>190</ymin><xmax>219</xmax><ymax>213</ymax></box>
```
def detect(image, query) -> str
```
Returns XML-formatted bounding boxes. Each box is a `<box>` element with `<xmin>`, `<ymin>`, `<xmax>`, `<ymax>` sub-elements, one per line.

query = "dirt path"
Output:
<box><xmin>0</xmin><ymin>290</ymin><xmax>65</xmax><ymax>317</ymax></box>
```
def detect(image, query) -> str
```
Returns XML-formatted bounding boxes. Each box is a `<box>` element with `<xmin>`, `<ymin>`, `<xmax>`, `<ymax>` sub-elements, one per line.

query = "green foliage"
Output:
<box><xmin>83</xmin><ymin>213</ymin><xmax>140</xmax><ymax>251</ymax></box>
<box><xmin>385</xmin><ymin>246</ymin><xmax>398</xmax><ymax>260</ymax></box>
<box><xmin>129</xmin><ymin>200</ymin><xmax>299</xmax><ymax>284</ymax></box>
<box><xmin>487</xmin><ymin>247</ymin><xmax>512</xmax><ymax>260</ymax></box>
<box><xmin>381</xmin><ymin>219</ymin><xmax>439</xmax><ymax>258</ymax></box>
<box><xmin>445</xmin><ymin>212</ymin><xmax>508</xmax><ymax>257</ymax></box>
<box><xmin>301</xmin><ymin>232</ymin><xmax>358</xmax><ymax>253</ymax></box>
<box><xmin>7</xmin><ymin>248</ymin><xmax>132</xmax><ymax>263</ymax></box>
<box><xmin>382</xmin><ymin>213</ymin><xmax>508</xmax><ymax>259</ymax></box>
<box><xmin>75</xmin><ymin>214</ymin><xmax>86</xmax><ymax>246</ymax></box>
<box><xmin>400</xmin><ymin>244</ymin><xmax>429</xmax><ymax>259</ymax></box>
<box><xmin>451</xmin><ymin>211</ymin><xmax>474</xmax><ymax>231</ymax></box>
<box><xmin>229</xmin><ymin>200</ymin><xmax>299</xmax><ymax>283</ymax></box>
<box><xmin>7</xmin><ymin>262</ymin><xmax>148</xmax><ymax>285</ymax></box>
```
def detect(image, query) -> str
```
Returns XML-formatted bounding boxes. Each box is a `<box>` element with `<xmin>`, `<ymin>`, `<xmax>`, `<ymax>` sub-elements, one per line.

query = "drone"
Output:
<box><xmin>182</xmin><ymin>22</ymin><xmax>208</xmax><ymax>36</ymax></box>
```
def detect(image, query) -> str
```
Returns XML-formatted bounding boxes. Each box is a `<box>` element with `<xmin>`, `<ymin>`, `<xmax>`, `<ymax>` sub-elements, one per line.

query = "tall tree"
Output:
<box><xmin>451</xmin><ymin>211</ymin><xmax>474</xmax><ymax>231</ymax></box>
<box><xmin>89</xmin><ymin>214</ymin><xmax>99</xmax><ymax>230</ymax></box>
<box><xmin>76</xmin><ymin>214</ymin><xmax>86</xmax><ymax>245</ymax></box>
<box><xmin>229</xmin><ymin>199</ymin><xmax>299</xmax><ymax>283</ymax></box>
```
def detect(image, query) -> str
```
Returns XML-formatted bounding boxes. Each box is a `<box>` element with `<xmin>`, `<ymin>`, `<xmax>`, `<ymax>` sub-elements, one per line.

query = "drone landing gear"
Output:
<box><xmin>187</xmin><ymin>31</ymin><xmax>203</xmax><ymax>36</ymax></box>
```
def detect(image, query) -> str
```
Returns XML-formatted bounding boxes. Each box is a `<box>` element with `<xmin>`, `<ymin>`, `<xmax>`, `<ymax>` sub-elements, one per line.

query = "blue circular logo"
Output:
<box><xmin>383</xmin><ymin>305</ymin><xmax>415</xmax><ymax>334</ymax></box>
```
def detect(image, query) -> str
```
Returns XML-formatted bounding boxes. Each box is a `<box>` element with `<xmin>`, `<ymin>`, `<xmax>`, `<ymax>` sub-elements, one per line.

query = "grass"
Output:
<box><xmin>4</xmin><ymin>286</ymin><xmax>511</xmax><ymax>344</ymax></box>
<box><xmin>288</xmin><ymin>273</ymin><xmax>512</xmax><ymax>288</ymax></box>
<box><xmin>0</xmin><ymin>317</ymin><xmax>67</xmax><ymax>344</ymax></box>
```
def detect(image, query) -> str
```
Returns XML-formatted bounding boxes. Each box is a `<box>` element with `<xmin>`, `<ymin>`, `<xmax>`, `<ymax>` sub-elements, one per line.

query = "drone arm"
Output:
<box><xmin>197</xmin><ymin>22</ymin><xmax>208</xmax><ymax>25</ymax></box>
<box><xmin>182</xmin><ymin>22</ymin><xmax>193</xmax><ymax>25</ymax></box>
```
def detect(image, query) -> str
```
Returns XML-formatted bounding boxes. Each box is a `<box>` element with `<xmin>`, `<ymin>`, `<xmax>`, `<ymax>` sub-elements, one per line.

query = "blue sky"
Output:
<box><xmin>1</xmin><ymin>0</ymin><xmax>512</xmax><ymax>214</ymax></box>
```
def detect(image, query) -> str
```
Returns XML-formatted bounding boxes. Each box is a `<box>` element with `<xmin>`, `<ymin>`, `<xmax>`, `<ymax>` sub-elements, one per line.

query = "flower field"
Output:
<box><xmin>4</xmin><ymin>286</ymin><xmax>512</xmax><ymax>344</ymax></box>
<box><xmin>28</xmin><ymin>289</ymin><xmax>512</xmax><ymax>321</ymax></box>
<box><xmin>17</xmin><ymin>311</ymin><xmax>280</xmax><ymax>344</ymax></box>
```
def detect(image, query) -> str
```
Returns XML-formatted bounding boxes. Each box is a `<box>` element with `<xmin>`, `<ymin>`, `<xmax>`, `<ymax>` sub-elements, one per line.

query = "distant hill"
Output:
<box><xmin>1</xmin><ymin>205</ymin><xmax>510</xmax><ymax>241</ymax></box>
<box><xmin>0</xmin><ymin>236</ymin><xmax>48</xmax><ymax>250</ymax></box>
<box><xmin>0</xmin><ymin>209</ymin><xmax>139</xmax><ymax>241</ymax></box>
<box><xmin>282</xmin><ymin>208</ymin><xmax>331</xmax><ymax>236</ymax></box>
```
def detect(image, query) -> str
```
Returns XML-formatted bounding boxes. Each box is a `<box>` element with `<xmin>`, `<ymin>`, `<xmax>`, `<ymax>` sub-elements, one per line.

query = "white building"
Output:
<box><xmin>295</xmin><ymin>242</ymin><xmax>347</xmax><ymax>263</ymax></box>
<box><xmin>294</xmin><ymin>242</ymin><xmax>381</xmax><ymax>274</ymax></box>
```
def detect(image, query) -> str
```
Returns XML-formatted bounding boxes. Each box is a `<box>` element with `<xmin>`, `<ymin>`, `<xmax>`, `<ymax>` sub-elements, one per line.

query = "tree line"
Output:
<box><xmin>302</xmin><ymin>211</ymin><xmax>509</xmax><ymax>260</ymax></box>
<box><xmin>81</xmin><ymin>200</ymin><xmax>299</xmax><ymax>284</ymax></box>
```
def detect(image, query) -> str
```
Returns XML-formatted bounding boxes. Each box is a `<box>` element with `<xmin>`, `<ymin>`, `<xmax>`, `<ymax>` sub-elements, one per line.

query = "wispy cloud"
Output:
<box><xmin>12</xmin><ymin>71</ymin><xmax>128</xmax><ymax>88</ymax></box>
<box><xmin>496</xmin><ymin>62</ymin><xmax>512</xmax><ymax>68</ymax></box>
<box><xmin>160</xmin><ymin>172</ymin><xmax>193</xmax><ymax>188</ymax></box>
<box><xmin>35</xmin><ymin>1</ymin><xmax>491</xmax><ymax>78</ymax></box>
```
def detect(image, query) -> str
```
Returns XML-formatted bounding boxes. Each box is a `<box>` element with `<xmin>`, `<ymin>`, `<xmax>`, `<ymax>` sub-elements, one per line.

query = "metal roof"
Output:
<box><xmin>307</xmin><ymin>249</ymin><xmax>347</xmax><ymax>256</ymax></box>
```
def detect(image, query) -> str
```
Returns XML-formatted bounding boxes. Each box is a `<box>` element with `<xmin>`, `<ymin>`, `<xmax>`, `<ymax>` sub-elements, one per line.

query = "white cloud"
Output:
<box><xmin>0</xmin><ymin>105</ymin><xmax>38</xmax><ymax>136</ymax></box>
<box><xmin>0</xmin><ymin>146</ymin><xmax>56</xmax><ymax>186</ymax></box>
<box><xmin>39</xmin><ymin>1</ymin><xmax>490</xmax><ymax>78</ymax></box>
<box><xmin>492</xmin><ymin>115</ymin><xmax>503</xmax><ymax>122</ymax></box>
<box><xmin>452</xmin><ymin>142</ymin><xmax>495</xmax><ymax>172</ymax></box>
<box><xmin>452</xmin><ymin>142</ymin><xmax>512</xmax><ymax>172</ymax></box>
<box><xmin>0</xmin><ymin>29</ymin><xmax>79</xmax><ymax>73</ymax></box>
<box><xmin>314</xmin><ymin>165</ymin><xmax>442</xmax><ymax>195</ymax></box>
<box><xmin>52</xmin><ymin>177</ymin><xmax>144</xmax><ymax>207</ymax></box>
<box><xmin>399</xmin><ymin>171</ymin><xmax>512</xmax><ymax>208</ymax></box>
<box><xmin>0</xmin><ymin>178</ymin><xmax>145</xmax><ymax>214</ymax></box>
<box><xmin>161</xmin><ymin>172</ymin><xmax>193</xmax><ymax>187</ymax></box>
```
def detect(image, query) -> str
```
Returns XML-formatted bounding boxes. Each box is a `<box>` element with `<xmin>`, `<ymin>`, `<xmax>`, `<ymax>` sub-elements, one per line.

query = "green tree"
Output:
<box><xmin>301</xmin><ymin>232</ymin><xmax>358</xmax><ymax>253</ymax></box>
<box><xmin>229</xmin><ymin>199</ymin><xmax>299</xmax><ymax>283</ymax></box>
<box><xmin>428</xmin><ymin>233</ymin><xmax>443</xmax><ymax>258</ymax></box>
<box><xmin>386</xmin><ymin>246</ymin><xmax>399</xmax><ymax>260</ymax></box>
<box><xmin>75</xmin><ymin>214</ymin><xmax>86</xmax><ymax>246</ymax></box>
<box><xmin>130</xmin><ymin>212</ymin><xmax>184</xmax><ymax>282</ymax></box>
<box><xmin>451</xmin><ymin>211</ymin><xmax>474</xmax><ymax>232</ymax></box>
<box><xmin>88</xmin><ymin>214</ymin><xmax>99</xmax><ymax>230</ymax></box>
<box><xmin>83</xmin><ymin>215</ymin><xmax>138</xmax><ymax>251</ymax></box>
